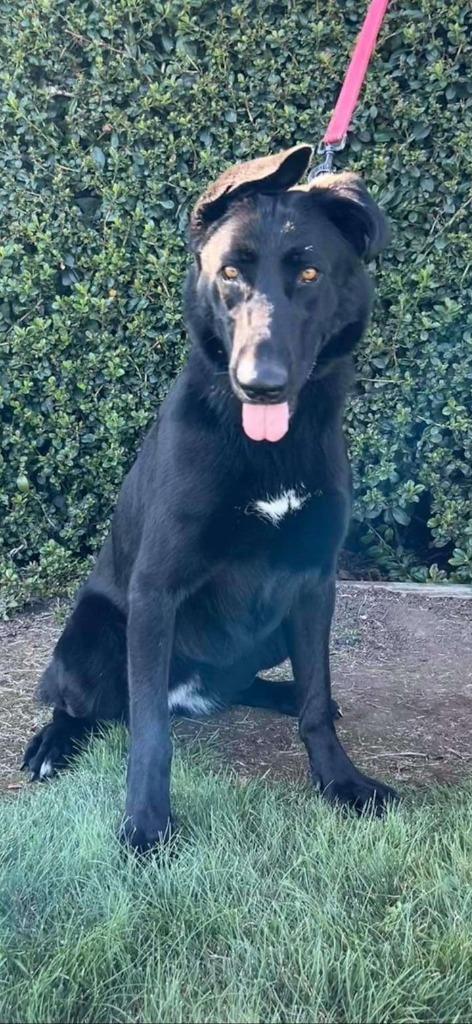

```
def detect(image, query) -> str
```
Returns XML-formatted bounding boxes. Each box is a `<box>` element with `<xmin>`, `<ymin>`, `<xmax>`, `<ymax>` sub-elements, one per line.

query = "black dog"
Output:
<box><xmin>23</xmin><ymin>144</ymin><xmax>396</xmax><ymax>851</ymax></box>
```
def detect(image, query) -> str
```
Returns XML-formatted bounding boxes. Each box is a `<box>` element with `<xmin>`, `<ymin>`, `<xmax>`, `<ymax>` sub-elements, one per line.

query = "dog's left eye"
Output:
<box><xmin>221</xmin><ymin>265</ymin><xmax>240</xmax><ymax>281</ymax></box>
<box><xmin>298</xmin><ymin>267</ymin><xmax>319</xmax><ymax>283</ymax></box>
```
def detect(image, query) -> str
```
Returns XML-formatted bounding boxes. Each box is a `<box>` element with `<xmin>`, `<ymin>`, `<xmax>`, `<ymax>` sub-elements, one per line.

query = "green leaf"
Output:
<box><xmin>392</xmin><ymin>508</ymin><xmax>411</xmax><ymax>526</ymax></box>
<box><xmin>91</xmin><ymin>147</ymin><xmax>106</xmax><ymax>170</ymax></box>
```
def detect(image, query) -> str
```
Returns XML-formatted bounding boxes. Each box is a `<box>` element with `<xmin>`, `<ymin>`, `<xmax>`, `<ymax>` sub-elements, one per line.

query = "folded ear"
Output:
<box><xmin>306</xmin><ymin>171</ymin><xmax>390</xmax><ymax>260</ymax></box>
<box><xmin>190</xmin><ymin>144</ymin><xmax>312</xmax><ymax>246</ymax></box>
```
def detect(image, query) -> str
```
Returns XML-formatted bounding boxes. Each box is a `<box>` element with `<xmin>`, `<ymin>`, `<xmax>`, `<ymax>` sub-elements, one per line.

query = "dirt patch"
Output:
<box><xmin>1</xmin><ymin>586</ymin><xmax>472</xmax><ymax>792</ymax></box>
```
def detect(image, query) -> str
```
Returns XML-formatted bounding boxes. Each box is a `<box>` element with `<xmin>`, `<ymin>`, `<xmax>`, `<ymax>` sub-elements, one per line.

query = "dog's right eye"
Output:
<box><xmin>298</xmin><ymin>267</ymin><xmax>319</xmax><ymax>283</ymax></box>
<box><xmin>221</xmin><ymin>266</ymin><xmax>240</xmax><ymax>281</ymax></box>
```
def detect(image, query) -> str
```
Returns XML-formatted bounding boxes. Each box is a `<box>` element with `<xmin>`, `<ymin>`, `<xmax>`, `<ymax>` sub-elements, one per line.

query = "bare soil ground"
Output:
<box><xmin>1</xmin><ymin>584</ymin><xmax>472</xmax><ymax>792</ymax></box>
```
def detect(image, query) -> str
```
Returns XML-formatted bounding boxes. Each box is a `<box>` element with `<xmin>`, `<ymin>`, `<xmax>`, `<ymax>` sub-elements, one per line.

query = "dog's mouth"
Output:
<box><xmin>228</xmin><ymin>374</ymin><xmax>290</xmax><ymax>442</ymax></box>
<box><xmin>228</xmin><ymin>364</ymin><xmax>292</xmax><ymax>443</ymax></box>
<box><xmin>241</xmin><ymin>401</ymin><xmax>289</xmax><ymax>443</ymax></box>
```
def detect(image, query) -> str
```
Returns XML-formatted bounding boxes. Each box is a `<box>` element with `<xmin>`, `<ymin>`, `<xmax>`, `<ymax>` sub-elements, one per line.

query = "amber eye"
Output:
<box><xmin>298</xmin><ymin>267</ymin><xmax>319</xmax><ymax>283</ymax></box>
<box><xmin>221</xmin><ymin>265</ymin><xmax>240</xmax><ymax>281</ymax></box>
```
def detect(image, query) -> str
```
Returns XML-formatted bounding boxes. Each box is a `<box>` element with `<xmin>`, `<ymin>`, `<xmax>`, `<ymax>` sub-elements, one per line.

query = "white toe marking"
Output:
<box><xmin>168</xmin><ymin>677</ymin><xmax>216</xmax><ymax>716</ymax></box>
<box><xmin>248</xmin><ymin>487</ymin><xmax>310</xmax><ymax>525</ymax></box>
<box><xmin>39</xmin><ymin>758</ymin><xmax>54</xmax><ymax>780</ymax></box>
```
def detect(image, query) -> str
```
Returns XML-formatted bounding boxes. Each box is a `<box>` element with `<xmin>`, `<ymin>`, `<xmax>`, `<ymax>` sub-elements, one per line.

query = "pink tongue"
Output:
<box><xmin>242</xmin><ymin>402</ymin><xmax>289</xmax><ymax>442</ymax></box>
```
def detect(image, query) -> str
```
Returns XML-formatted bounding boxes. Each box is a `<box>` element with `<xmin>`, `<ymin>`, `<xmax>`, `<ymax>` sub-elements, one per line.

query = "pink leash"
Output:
<box><xmin>309</xmin><ymin>0</ymin><xmax>391</xmax><ymax>179</ymax></box>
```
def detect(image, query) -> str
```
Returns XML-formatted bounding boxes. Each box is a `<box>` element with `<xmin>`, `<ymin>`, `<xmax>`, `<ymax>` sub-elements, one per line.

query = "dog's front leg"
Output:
<box><xmin>286</xmin><ymin>575</ymin><xmax>397</xmax><ymax>815</ymax></box>
<box><xmin>122</xmin><ymin>583</ymin><xmax>175</xmax><ymax>852</ymax></box>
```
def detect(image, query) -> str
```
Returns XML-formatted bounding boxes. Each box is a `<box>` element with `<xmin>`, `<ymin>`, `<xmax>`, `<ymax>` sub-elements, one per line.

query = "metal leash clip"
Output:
<box><xmin>307</xmin><ymin>135</ymin><xmax>347</xmax><ymax>181</ymax></box>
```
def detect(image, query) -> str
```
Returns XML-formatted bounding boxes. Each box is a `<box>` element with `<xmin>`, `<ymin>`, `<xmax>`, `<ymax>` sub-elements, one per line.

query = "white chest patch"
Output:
<box><xmin>248</xmin><ymin>488</ymin><xmax>310</xmax><ymax>526</ymax></box>
<box><xmin>168</xmin><ymin>677</ymin><xmax>216</xmax><ymax>717</ymax></box>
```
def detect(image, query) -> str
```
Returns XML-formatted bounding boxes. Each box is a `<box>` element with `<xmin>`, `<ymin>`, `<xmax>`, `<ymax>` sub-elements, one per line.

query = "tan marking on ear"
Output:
<box><xmin>192</xmin><ymin>144</ymin><xmax>313</xmax><ymax>235</ymax></box>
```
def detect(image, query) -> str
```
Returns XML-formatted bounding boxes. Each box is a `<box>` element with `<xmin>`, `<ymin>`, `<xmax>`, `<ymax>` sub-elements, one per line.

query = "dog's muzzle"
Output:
<box><xmin>231</xmin><ymin>355</ymin><xmax>290</xmax><ymax>443</ymax></box>
<box><xmin>235</xmin><ymin>355</ymin><xmax>288</xmax><ymax>404</ymax></box>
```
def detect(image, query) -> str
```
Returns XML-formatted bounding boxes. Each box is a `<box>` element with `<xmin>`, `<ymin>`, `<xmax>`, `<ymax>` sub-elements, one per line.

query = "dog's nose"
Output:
<box><xmin>236</xmin><ymin>358</ymin><xmax>288</xmax><ymax>402</ymax></box>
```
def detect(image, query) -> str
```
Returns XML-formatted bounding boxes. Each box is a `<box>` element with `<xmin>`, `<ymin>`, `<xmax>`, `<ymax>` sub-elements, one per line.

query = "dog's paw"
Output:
<box><xmin>317</xmin><ymin>770</ymin><xmax>398</xmax><ymax>817</ymax></box>
<box><xmin>119</xmin><ymin>813</ymin><xmax>175</xmax><ymax>856</ymax></box>
<box><xmin>21</xmin><ymin>717</ymin><xmax>86</xmax><ymax>781</ymax></box>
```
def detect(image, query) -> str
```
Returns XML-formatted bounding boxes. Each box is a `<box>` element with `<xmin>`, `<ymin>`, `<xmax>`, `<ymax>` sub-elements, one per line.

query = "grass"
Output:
<box><xmin>1</xmin><ymin>729</ymin><xmax>472</xmax><ymax>1024</ymax></box>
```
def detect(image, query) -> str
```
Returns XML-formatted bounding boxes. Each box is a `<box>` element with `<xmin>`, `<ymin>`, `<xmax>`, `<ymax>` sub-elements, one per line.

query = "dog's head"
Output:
<box><xmin>188</xmin><ymin>145</ymin><xmax>390</xmax><ymax>442</ymax></box>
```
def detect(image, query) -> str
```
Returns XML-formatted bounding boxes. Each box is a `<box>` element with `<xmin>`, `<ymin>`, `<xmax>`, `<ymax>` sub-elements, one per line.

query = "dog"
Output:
<box><xmin>23</xmin><ymin>144</ymin><xmax>396</xmax><ymax>851</ymax></box>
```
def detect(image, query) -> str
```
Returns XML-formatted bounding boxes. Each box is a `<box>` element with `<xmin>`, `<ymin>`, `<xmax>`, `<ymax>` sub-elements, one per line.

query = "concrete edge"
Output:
<box><xmin>339</xmin><ymin>581</ymin><xmax>472</xmax><ymax>600</ymax></box>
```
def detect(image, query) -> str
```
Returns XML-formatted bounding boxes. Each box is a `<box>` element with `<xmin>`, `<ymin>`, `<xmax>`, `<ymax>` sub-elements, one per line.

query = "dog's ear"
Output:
<box><xmin>190</xmin><ymin>144</ymin><xmax>312</xmax><ymax>246</ymax></box>
<box><xmin>306</xmin><ymin>171</ymin><xmax>390</xmax><ymax>260</ymax></box>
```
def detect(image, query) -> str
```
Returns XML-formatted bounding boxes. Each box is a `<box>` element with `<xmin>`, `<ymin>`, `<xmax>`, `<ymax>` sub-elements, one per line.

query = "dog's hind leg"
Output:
<box><xmin>22</xmin><ymin>591</ymin><xmax>128</xmax><ymax>780</ymax></box>
<box><xmin>225</xmin><ymin>631</ymin><xmax>341</xmax><ymax>717</ymax></box>
<box><xmin>231</xmin><ymin>676</ymin><xmax>342</xmax><ymax>719</ymax></box>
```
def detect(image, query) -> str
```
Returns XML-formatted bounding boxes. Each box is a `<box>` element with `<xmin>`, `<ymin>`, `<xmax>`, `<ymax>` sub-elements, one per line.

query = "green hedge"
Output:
<box><xmin>1</xmin><ymin>0</ymin><xmax>471</xmax><ymax>615</ymax></box>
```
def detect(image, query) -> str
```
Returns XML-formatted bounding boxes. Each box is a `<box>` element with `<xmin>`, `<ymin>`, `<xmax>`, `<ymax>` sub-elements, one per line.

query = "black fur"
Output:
<box><xmin>23</xmin><ymin>148</ymin><xmax>396</xmax><ymax>851</ymax></box>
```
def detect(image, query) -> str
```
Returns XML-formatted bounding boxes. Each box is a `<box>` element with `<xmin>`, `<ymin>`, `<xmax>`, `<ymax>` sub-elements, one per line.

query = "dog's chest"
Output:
<box><xmin>244</xmin><ymin>484</ymin><xmax>315</xmax><ymax>526</ymax></box>
<box><xmin>223</xmin><ymin>478</ymin><xmax>349</xmax><ymax>574</ymax></box>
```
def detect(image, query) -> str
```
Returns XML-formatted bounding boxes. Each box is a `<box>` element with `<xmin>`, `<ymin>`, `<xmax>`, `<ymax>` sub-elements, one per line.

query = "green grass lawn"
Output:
<box><xmin>1</xmin><ymin>729</ymin><xmax>472</xmax><ymax>1024</ymax></box>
